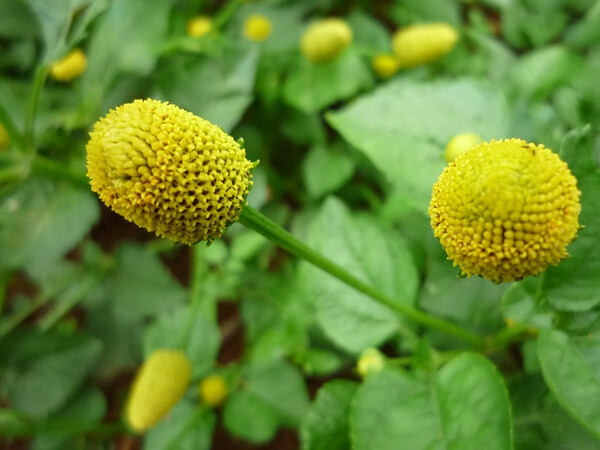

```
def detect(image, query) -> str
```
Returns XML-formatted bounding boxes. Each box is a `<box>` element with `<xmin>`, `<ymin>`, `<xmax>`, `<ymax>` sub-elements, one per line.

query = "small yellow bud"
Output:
<box><xmin>371</xmin><ymin>54</ymin><xmax>400</xmax><ymax>79</ymax></box>
<box><xmin>86</xmin><ymin>99</ymin><xmax>254</xmax><ymax>245</ymax></box>
<box><xmin>444</xmin><ymin>132</ymin><xmax>483</xmax><ymax>163</ymax></box>
<box><xmin>126</xmin><ymin>349</ymin><xmax>192</xmax><ymax>433</ymax></box>
<box><xmin>429</xmin><ymin>139</ymin><xmax>581</xmax><ymax>283</ymax></box>
<box><xmin>199</xmin><ymin>375</ymin><xmax>228</xmax><ymax>408</ymax></box>
<box><xmin>356</xmin><ymin>348</ymin><xmax>386</xmax><ymax>378</ymax></box>
<box><xmin>392</xmin><ymin>23</ymin><xmax>458</xmax><ymax>69</ymax></box>
<box><xmin>49</xmin><ymin>48</ymin><xmax>87</xmax><ymax>82</ymax></box>
<box><xmin>0</xmin><ymin>123</ymin><xmax>10</xmax><ymax>150</ymax></box>
<box><xmin>301</xmin><ymin>18</ymin><xmax>353</xmax><ymax>63</ymax></box>
<box><xmin>243</xmin><ymin>14</ymin><xmax>272</xmax><ymax>42</ymax></box>
<box><xmin>187</xmin><ymin>15</ymin><xmax>212</xmax><ymax>38</ymax></box>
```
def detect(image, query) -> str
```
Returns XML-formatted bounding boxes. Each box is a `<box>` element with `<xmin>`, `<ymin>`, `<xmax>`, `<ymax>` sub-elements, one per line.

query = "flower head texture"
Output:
<box><xmin>126</xmin><ymin>349</ymin><xmax>192</xmax><ymax>432</ymax></box>
<box><xmin>187</xmin><ymin>15</ymin><xmax>212</xmax><ymax>37</ymax></box>
<box><xmin>392</xmin><ymin>23</ymin><xmax>458</xmax><ymax>69</ymax></box>
<box><xmin>444</xmin><ymin>132</ymin><xmax>483</xmax><ymax>163</ymax></box>
<box><xmin>429</xmin><ymin>139</ymin><xmax>581</xmax><ymax>283</ymax></box>
<box><xmin>243</xmin><ymin>14</ymin><xmax>272</xmax><ymax>42</ymax></box>
<box><xmin>49</xmin><ymin>48</ymin><xmax>87</xmax><ymax>82</ymax></box>
<box><xmin>372</xmin><ymin>54</ymin><xmax>400</xmax><ymax>79</ymax></box>
<box><xmin>86</xmin><ymin>99</ymin><xmax>254</xmax><ymax>244</ymax></box>
<box><xmin>301</xmin><ymin>18</ymin><xmax>352</xmax><ymax>63</ymax></box>
<box><xmin>199</xmin><ymin>375</ymin><xmax>228</xmax><ymax>408</ymax></box>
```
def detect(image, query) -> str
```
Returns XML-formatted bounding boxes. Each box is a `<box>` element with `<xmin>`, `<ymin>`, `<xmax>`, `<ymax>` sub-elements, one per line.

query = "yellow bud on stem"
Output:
<box><xmin>49</xmin><ymin>48</ymin><xmax>87</xmax><ymax>82</ymax></box>
<box><xmin>372</xmin><ymin>54</ymin><xmax>400</xmax><ymax>79</ymax></box>
<box><xmin>301</xmin><ymin>18</ymin><xmax>352</xmax><ymax>63</ymax></box>
<box><xmin>199</xmin><ymin>375</ymin><xmax>228</xmax><ymax>407</ymax></box>
<box><xmin>244</xmin><ymin>14</ymin><xmax>272</xmax><ymax>42</ymax></box>
<box><xmin>187</xmin><ymin>15</ymin><xmax>212</xmax><ymax>38</ymax></box>
<box><xmin>444</xmin><ymin>132</ymin><xmax>483</xmax><ymax>163</ymax></box>
<box><xmin>392</xmin><ymin>23</ymin><xmax>458</xmax><ymax>68</ymax></box>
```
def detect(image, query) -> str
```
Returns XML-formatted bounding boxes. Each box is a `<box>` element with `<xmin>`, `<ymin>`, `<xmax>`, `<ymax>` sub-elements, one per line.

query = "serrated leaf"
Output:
<box><xmin>326</xmin><ymin>79</ymin><xmax>509</xmax><ymax>212</ymax></box>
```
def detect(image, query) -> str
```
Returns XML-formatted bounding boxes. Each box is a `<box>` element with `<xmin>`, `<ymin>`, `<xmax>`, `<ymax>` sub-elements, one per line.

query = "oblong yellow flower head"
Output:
<box><xmin>372</xmin><ymin>54</ymin><xmax>400</xmax><ymax>79</ymax></box>
<box><xmin>301</xmin><ymin>18</ymin><xmax>352</xmax><ymax>63</ymax></box>
<box><xmin>244</xmin><ymin>14</ymin><xmax>272</xmax><ymax>42</ymax></box>
<box><xmin>199</xmin><ymin>374</ymin><xmax>228</xmax><ymax>408</ymax></box>
<box><xmin>49</xmin><ymin>48</ymin><xmax>87</xmax><ymax>82</ymax></box>
<box><xmin>86</xmin><ymin>99</ymin><xmax>254</xmax><ymax>244</ymax></box>
<box><xmin>392</xmin><ymin>23</ymin><xmax>458</xmax><ymax>68</ymax></box>
<box><xmin>444</xmin><ymin>132</ymin><xmax>483</xmax><ymax>163</ymax></box>
<box><xmin>187</xmin><ymin>15</ymin><xmax>212</xmax><ymax>38</ymax></box>
<box><xmin>429</xmin><ymin>139</ymin><xmax>581</xmax><ymax>283</ymax></box>
<box><xmin>126</xmin><ymin>349</ymin><xmax>192</xmax><ymax>432</ymax></box>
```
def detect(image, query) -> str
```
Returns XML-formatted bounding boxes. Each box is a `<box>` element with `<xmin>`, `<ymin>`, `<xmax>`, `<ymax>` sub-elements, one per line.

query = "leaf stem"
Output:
<box><xmin>238</xmin><ymin>206</ymin><xmax>485</xmax><ymax>348</ymax></box>
<box><xmin>30</xmin><ymin>154</ymin><xmax>89</xmax><ymax>188</ymax></box>
<box><xmin>0</xmin><ymin>103</ymin><xmax>27</xmax><ymax>152</ymax></box>
<box><xmin>24</xmin><ymin>65</ymin><xmax>49</xmax><ymax>150</ymax></box>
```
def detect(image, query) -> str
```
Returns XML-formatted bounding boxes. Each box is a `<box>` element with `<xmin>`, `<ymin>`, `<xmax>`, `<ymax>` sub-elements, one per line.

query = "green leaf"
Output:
<box><xmin>501</xmin><ymin>0</ymin><xmax>569</xmax><ymax>48</ymax></box>
<box><xmin>351</xmin><ymin>353</ymin><xmax>512</xmax><ymax>449</ymax></box>
<box><xmin>223</xmin><ymin>390</ymin><xmax>280</xmax><ymax>444</ymax></box>
<box><xmin>301</xmin><ymin>380</ymin><xmax>358</xmax><ymax>450</ymax></box>
<box><xmin>327</xmin><ymin>78</ymin><xmax>509</xmax><ymax>213</ymax></box>
<box><xmin>145</xmin><ymin>400</ymin><xmax>216</xmax><ymax>450</ymax></box>
<box><xmin>302</xmin><ymin>144</ymin><xmax>356</xmax><ymax>199</ymax></box>
<box><xmin>0</xmin><ymin>178</ymin><xmax>99</xmax><ymax>277</ymax></box>
<box><xmin>283</xmin><ymin>50</ymin><xmax>373</xmax><ymax>113</ymax></box>
<box><xmin>301</xmin><ymin>198</ymin><xmax>418</xmax><ymax>353</ymax></box>
<box><xmin>501</xmin><ymin>277</ymin><xmax>553</xmax><ymax>330</ymax></box>
<box><xmin>541</xmin><ymin>128</ymin><xmax>600</xmax><ymax>311</ymax></box>
<box><xmin>537</xmin><ymin>328</ymin><xmax>600</xmax><ymax>439</ymax></box>
<box><xmin>390</xmin><ymin>0</ymin><xmax>461</xmax><ymax>26</ymax></box>
<box><xmin>112</xmin><ymin>243</ymin><xmax>187</xmax><ymax>318</ymax></box>
<box><xmin>5</xmin><ymin>332</ymin><xmax>102</xmax><ymax>417</ymax></box>
<box><xmin>347</xmin><ymin>11</ymin><xmax>392</xmax><ymax>54</ymax></box>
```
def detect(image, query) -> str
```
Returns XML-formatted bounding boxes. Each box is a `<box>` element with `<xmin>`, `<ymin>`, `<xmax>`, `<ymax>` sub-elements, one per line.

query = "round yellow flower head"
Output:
<box><xmin>392</xmin><ymin>23</ymin><xmax>458</xmax><ymax>68</ymax></box>
<box><xmin>49</xmin><ymin>48</ymin><xmax>87</xmax><ymax>82</ymax></box>
<box><xmin>187</xmin><ymin>15</ymin><xmax>212</xmax><ymax>38</ymax></box>
<box><xmin>372</xmin><ymin>54</ymin><xmax>400</xmax><ymax>79</ymax></box>
<box><xmin>356</xmin><ymin>348</ymin><xmax>386</xmax><ymax>378</ymax></box>
<box><xmin>444</xmin><ymin>132</ymin><xmax>483</xmax><ymax>163</ymax></box>
<box><xmin>199</xmin><ymin>374</ymin><xmax>228</xmax><ymax>408</ymax></box>
<box><xmin>126</xmin><ymin>349</ymin><xmax>192</xmax><ymax>432</ymax></box>
<box><xmin>301</xmin><ymin>18</ymin><xmax>353</xmax><ymax>63</ymax></box>
<box><xmin>429</xmin><ymin>139</ymin><xmax>581</xmax><ymax>283</ymax></box>
<box><xmin>86</xmin><ymin>99</ymin><xmax>254</xmax><ymax>245</ymax></box>
<box><xmin>243</xmin><ymin>14</ymin><xmax>272</xmax><ymax>42</ymax></box>
<box><xmin>0</xmin><ymin>123</ymin><xmax>10</xmax><ymax>150</ymax></box>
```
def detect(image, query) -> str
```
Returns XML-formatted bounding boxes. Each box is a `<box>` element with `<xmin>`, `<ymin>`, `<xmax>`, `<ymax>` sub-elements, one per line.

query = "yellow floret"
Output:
<box><xmin>429</xmin><ymin>138</ymin><xmax>581</xmax><ymax>283</ymax></box>
<box><xmin>301</xmin><ymin>18</ymin><xmax>353</xmax><ymax>63</ymax></box>
<box><xmin>444</xmin><ymin>132</ymin><xmax>483</xmax><ymax>163</ymax></box>
<box><xmin>49</xmin><ymin>48</ymin><xmax>87</xmax><ymax>82</ymax></box>
<box><xmin>0</xmin><ymin>123</ymin><xmax>9</xmax><ymax>150</ymax></box>
<box><xmin>199</xmin><ymin>375</ymin><xmax>228</xmax><ymax>408</ymax></box>
<box><xmin>372</xmin><ymin>54</ymin><xmax>400</xmax><ymax>79</ymax></box>
<box><xmin>356</xmin><ymin>348</ymin><xmax>386</xmax><ymax>378</ymax></box>
<box><xmin>243</xmin><ymin>14</ymin><xmax>272</xmax><ymax>42</ymax></box>
<box><xmin>86</xmin><ymin>99</ymin><xmax>254</xmax><ymax>245</ymax></box>
<box><xmin>392</xmin><ymin>23</ymin><xmax>458</xmax><ymax>69</ymax></box>
<box><xmin>187</xmin><ymin>15</ymin><xmax>212</xmax><ymax>37</ymax></box>
<box><xmin>126</xmin><ymin>349</ymin><xmax>192</xmax><ymax>433</ymax></box>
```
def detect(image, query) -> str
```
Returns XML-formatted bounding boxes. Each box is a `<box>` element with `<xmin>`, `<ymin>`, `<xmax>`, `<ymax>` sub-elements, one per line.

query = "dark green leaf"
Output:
<box><xmin>302</xmin><ymin>144</ymin><xmax>356</xmax><ymax>199</ymax></box>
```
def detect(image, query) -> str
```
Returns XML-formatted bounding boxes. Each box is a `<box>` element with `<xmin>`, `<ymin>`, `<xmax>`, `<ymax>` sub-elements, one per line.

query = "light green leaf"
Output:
<box><xmin>301</xmin><ymin>380</ymin><xmax>358</xmax><ymax>450</ymax></box>
<box><xmin>537</xmin><ymin>328</ymin><xmax>600</xmax><ymax>439</ymax></box>
<box><xmin>302</xmin><ymin>197</ymin><xmax>418</xmax><ymax>353</ymax></box>
<box><xmin>351</xmin><ymin>353</ymin><xmax>512</xmax><ymax>450</ymax></box>
<box><xmin>302</xmin><ymin>144</ymin><xmax>356</xmax><ymax>199</ymax></box>
<box><xmin>223</xmin><ymin>390</ymin><xmax>279</xmax><ymax>444</ymax></box>
<box><xmin>326</xmin><ymin>78</ymin><xmax>509</xmax><ymax>212</ymax></box>
<box><xmin>391</xmin><ymin>0</ymin><xmax>461</xmax><ymax>26</ymax></box>
<box><xmin>145</xmin><ymin>400</ymin><xmax>216</xmax><ymax>450</ymax></box>
<box><xmin>501</xmin><ymin>277</ymin><xmax>553</xmax><ymax>329</ymax></box>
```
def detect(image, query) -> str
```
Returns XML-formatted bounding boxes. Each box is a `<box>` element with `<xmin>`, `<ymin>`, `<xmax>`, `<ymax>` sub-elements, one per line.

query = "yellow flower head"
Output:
<box><xmin>301</xmin><ymin>18</ymin><xmax>353</xmax><ymax>63</ymax></box>
<box><xmin>392</xmin><ymin>23</ymin><xmax>458</xmax><ymax>69</ymax></box>
<box><xmin>0</xmin><ymin>123</ymin><xmax>9</xmax><ymax>150</ymax></box>
<box><xmin>444</xmin><ymin>132</ymin><xmax>483</xmax><ymax>163</ymax></box>
<box><xmin>86</xmin><ymin>99</ymin><xmax>254</xmax><ymax>245</ymax></box>
<box><xmin>199</xmin><ymin>374</ymin><xmax>228</xmax><ymax>408</ymax></box>
<box><xmin>49</xmin><ymin>48</ymin><xmax>87</xmax><ymax>82</ymax></box>
<box><xmin>126</xmin><ymin>349</ymin><xmax>192</xmax><ymax>433</ymax></box>
<box><xmin>429</xmin><ymin>139</ymin><xmax>581</xmax><ymax>283</ymax></box>
<box><xmin>372</xmin><ymin>54</ymin><xmax>400</xmax><ymax>79</ymax></box>
<box><xmin>356</xmin><ymin>348</ymin><xmax>386</xmax><ymax>378</ymax></box>
<box><xmin>187</xmin><ymin>15</ymin><xmax>212</xmax><ymax>38</ymax></box>
<box><xmin>243</xmin><ymin>14</ymin><xmax>272</xmax><ymax>42</ymax></box>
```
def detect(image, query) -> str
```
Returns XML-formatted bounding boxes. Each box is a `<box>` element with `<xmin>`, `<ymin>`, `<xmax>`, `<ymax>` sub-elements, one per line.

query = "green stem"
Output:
<box><xmin>487</xmin><ymin>322</ymin><xmax>536</xmax><ymax>352</ymax></box>
<box><xmin>190</xmin><ymin>244</ymin><xmax>217</xmax><ymax>321</ymax></box>
<box><xmin>238</xmin><ymin>206</ymin><xmax>485</xmax><ymax>348</ymax></box>
<box><xmin>213</xmin><ymin>0</ymin><xmax>241</xmax><ymax>29</ymax></box>
<box><xmin>0</xmin><ymin>103</ymin><xmax>27</xmax><ymax>152</ymax></box>
<box><xmin>30</xmin><ymin>154</ymin><xmax>89</xmax><ymax>188</ymax></box>
<box><xmin>24</xmin><ymin>65</ymin><xmax>49</xmax><ymax>149</ymax></box>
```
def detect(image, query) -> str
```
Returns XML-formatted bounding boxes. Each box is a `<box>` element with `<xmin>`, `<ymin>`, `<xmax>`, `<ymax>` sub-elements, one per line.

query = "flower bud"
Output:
<box><xmin>187</xmin><ymin>15</ymin><xmax>212</xmax><ymax>38</ymax></box>
<box><xmin>392</xmin><ymin>23</ymin><xmax>458</xmax><ymax>68</ymax></box>
<box><xmin>86</xmin><ymin>99</ymin><xmax>254</xmax><ymax>244</ymax></box>
<box><xmin>356</xmin><ymin>348</ymin><xmax>386</xmax><ymax>378</ymax></box>
<box><xmin>243</xmin><ymin>14</ymin><xmax>272</xmax><ymax>42</ymax></box>
<box><xmin>49</xmin><ymin>48</ymin><xmax>87</xmax><ymax>82</ymax></box>
<box><xmin>429</xmin><ymin>139</ymin><xmax>581</xmax><ymax>283</ymax></box>
<box><xmin>444</xmin><ymin>132</ymin><xmax>483</xmax><ymax>163</ymax></box>
<box><xmin>301</xmin><ymin>18</ymin><xmax>352</xmax><ymax>63</ymax></box>
<box><xmin>199</xmin><ymin>374</ymin><xmax>228</xmax><ymax>407</ymax></box>
<box><xmin>126</xmin><ymin>349</ymin><xmax>192</xmax><ymax>432</ymax></box>
<box><xmin>372</xmin><ymin>54</ymin><xmax>400</xmax><ymax>79</ymax></box>
<box><xmin>0</xmin><ymin>123</ymin><xmax>9</xmax><ymax>150</ymax></box>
